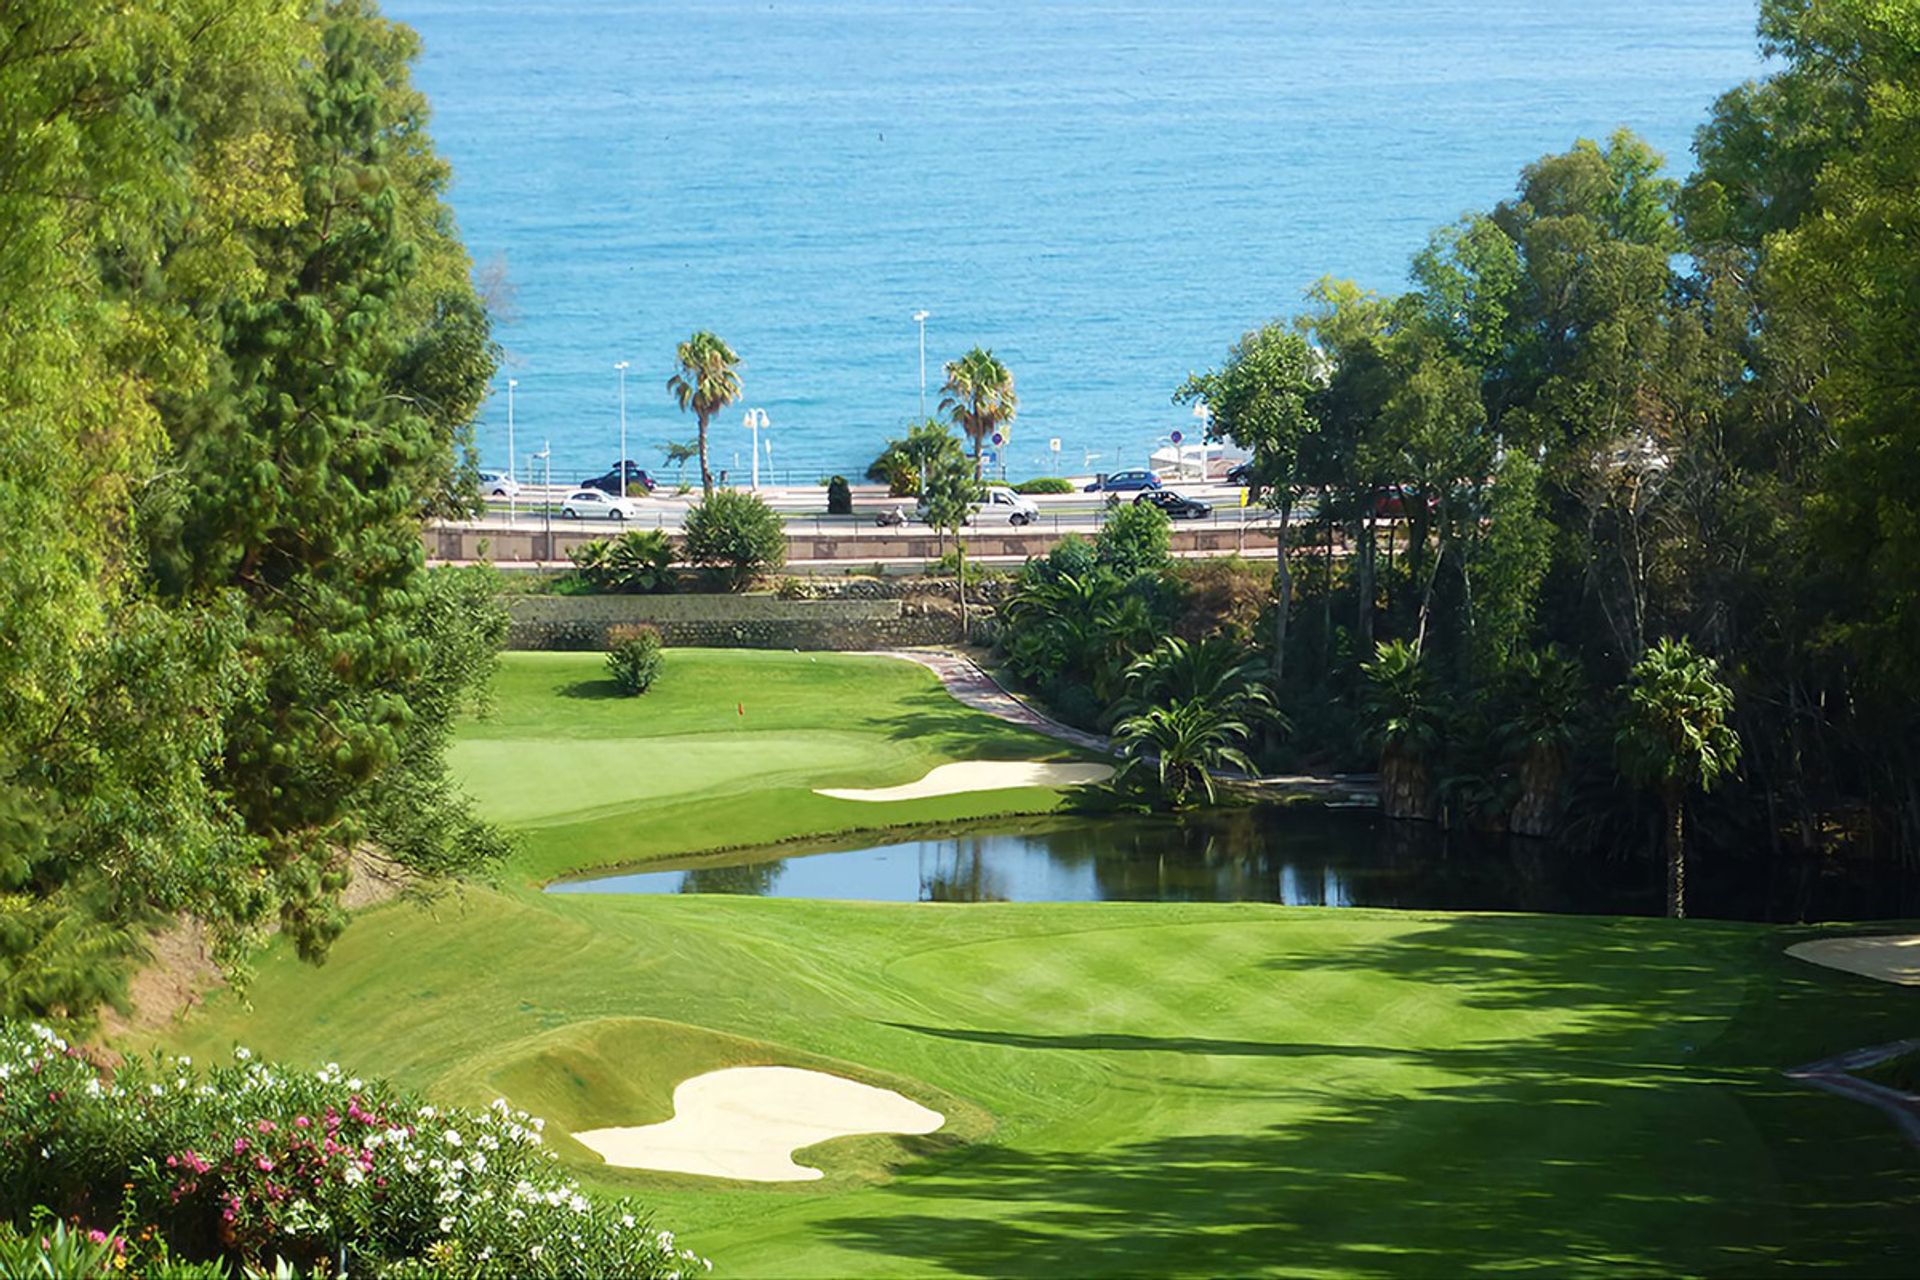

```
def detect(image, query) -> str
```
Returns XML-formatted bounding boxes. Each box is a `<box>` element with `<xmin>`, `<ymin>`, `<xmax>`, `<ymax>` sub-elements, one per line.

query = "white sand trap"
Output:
<box><xmin>1787</xmin><ymin>934</ymin><xmax>1920</xmax><ymax>986</ymax></box>
<box><xmin>816</xmin><ymin>759</ymin><xmax>1114</xmax><ymax>802</ymax></box>
<box><xmin>572</xmin><ymin>1066</ymin><xmax>945</xmax><ymax>1181</ymax></box>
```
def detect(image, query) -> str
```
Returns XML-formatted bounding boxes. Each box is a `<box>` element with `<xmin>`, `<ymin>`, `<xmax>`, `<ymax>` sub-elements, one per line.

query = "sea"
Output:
<box><xmin>391</xmin><ymin>0</ymin><xmax>1767</xmax><ymax>485</ymax></box>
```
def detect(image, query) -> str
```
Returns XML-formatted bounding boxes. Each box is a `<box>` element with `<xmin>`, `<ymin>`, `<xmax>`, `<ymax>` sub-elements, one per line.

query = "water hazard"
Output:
<box><xmin>547</xmin><ymin>808</ymin><xmax>1914</xmax><ymax>923</ymax></box>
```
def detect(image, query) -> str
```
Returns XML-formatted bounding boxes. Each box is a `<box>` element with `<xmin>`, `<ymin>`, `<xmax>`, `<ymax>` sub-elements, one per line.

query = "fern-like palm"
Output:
<box><xmin>1112</xmin><ymin>700</ymin><xmax>1258</xmax><ymax>809</ymax></box>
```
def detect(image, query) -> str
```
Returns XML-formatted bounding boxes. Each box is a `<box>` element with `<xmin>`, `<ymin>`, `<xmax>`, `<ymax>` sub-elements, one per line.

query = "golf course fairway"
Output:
<box><xmin>149</xmin><ymin>652</ymin><xmax>1920</xmax><ymax>1276</ymax></box>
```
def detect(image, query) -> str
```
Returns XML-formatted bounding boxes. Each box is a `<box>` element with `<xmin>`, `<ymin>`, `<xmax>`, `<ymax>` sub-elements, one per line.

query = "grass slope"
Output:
<box><xmin>161</xmin><ymin>889</ymin><xmax>1920</xmax><ymax>1277</ymax></box>
<box><xmin>458</xmin><ymin>650</ymin><xmax>1090</xmax><ymax>881</ymax></box>
<box><xmin>148</xmin><ymin>650</ymin><xmax>1920</xmax><ymax>1276</ymax></box>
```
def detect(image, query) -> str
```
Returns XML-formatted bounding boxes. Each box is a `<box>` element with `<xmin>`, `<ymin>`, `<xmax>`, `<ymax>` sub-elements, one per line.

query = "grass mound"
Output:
<box><xmin>432</xmin><ymin>1015</ymin><xmax>984</xmax><ymax>1185</ymax></box>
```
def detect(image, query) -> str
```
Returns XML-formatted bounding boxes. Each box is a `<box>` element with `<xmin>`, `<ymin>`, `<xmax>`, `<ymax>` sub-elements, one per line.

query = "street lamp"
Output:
<box><xmin>742</xmin><ymin>407</ymin><xmax>769</xmax><ymax>489</ymax></box>
<box><xmin>532</xmin><ymin>442</ymin><xmax>552</xmax><ymax>567</ymax></box>
<box><xmin>506</xmin><ymin>377</ymin><xmax>518</xmax><ymax>527</ymax></box>
<box><xmin>1190</xmin><ymin>401</ymin><xmax>1212</xmax><ymax>479</ymax></box>
<box><xmin>913</xmin><ymin>310</ymin><xmax>930</xmax><ymax>420</ymax></box>
<box><xmin>614</xmin><ymin>360</ymin><xmax>630</xmax><ymax>498</ymax></box>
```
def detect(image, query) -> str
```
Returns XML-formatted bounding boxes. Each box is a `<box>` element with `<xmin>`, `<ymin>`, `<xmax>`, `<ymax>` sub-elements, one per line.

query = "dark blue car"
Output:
<box><xmin>1083</xmin><ymin>469</ymin><xmax>1163</xmax><ymax>493</ymax></box>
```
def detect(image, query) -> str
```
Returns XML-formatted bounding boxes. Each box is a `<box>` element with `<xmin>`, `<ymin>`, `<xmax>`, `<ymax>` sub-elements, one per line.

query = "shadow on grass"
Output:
<box><xmin>824</xmin><ymin>915</ymin><xmax>1920</xmax><ymax>1277</ymax></box>
<box><xmin>879</xmin><ymin>684</ymin><xmax>1087</xmax><ymax>760</ymax></box>
<box><xmin>559</xmin><ymin>678</ymin><xmax>626</xmax><ymax>700</ymax></box>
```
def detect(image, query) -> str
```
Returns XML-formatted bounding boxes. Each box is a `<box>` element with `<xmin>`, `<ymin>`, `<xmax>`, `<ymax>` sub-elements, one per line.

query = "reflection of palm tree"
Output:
<box><xmin>919</xmin><ymin>839</ymin><xmax>1006</xmax><ymax>902</ymax></box>
<box><xmin>680</xmin><ymin>860</ymin><xmax>784</xmax><ymax>896</ymax></box>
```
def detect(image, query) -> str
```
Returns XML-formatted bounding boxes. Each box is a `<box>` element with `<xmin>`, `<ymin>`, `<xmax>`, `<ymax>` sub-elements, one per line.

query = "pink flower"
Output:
<box><xmin>255</xmin><ymin>1157</ymin><xmax>274</xmax><ymax>1173</ymax></box>
<box><xmin>255</xmin><ymin>1119</ymin><xmax>276</xmax><ymax>1134</ymax></box>
<box><xmin>294</xmin><ymin>1116</ymin><xmax>311</xmax><ymax>1129</ymax></box>
<box><xmin>87</xmin><ymin>1230</ymin><xmax>107</xmax><ymax>1245</ymax></box>
<box><xmin>232</xmin><ymin>1138</ymin><xmax>248</xmax><ymax>1155</ymax></box>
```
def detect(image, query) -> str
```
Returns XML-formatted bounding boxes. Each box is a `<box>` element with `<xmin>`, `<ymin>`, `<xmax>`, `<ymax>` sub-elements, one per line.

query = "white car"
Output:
<box><xmin>560</xmin><ymin>489</ymin><xmax>639</xmax><ymax>520</ymax></box>
<box><xmin>478</xmin><ymin>470</ymin><xmax>520</xmax><ymax>498</ymax></box>
<box><xmin>970</xmin><ymin>486</ymin><xmax>1040</xmax><ymax>527</ymax></box>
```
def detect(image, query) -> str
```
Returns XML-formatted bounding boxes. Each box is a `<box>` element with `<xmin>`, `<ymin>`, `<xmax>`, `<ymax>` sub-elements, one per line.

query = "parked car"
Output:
<box><xmin>1083</xmin><ymin>469</ymin><xmax>1163</xmax><ymax>493</ymax></box>
<box><xmin>560</xmin><ymin>489</ymin><xmax>640</xmax><ymax>520</ymax></box>
<box><xmin>919</xmin><ymin>485</ymin><xmax>1040</xmax><ymax>527</ymax></box>
<box><xmin>1225</xmin><ymin>461</ymin><xmax>1255</xmax><ymax>486</ymax></box>
<box><xmin>1135</xmin><ymin>490</ymin><xmax>1212</xmax><ymax>520</ymax></box>
<box><xmin>477</xmin><ymin>470</ymin><xmax>520</xmax><ymax>498</ymax></box>
<box><xmin>581</xmin><ymin>461</ymin><xmax>658</xmax><ymax>495</ymax></box>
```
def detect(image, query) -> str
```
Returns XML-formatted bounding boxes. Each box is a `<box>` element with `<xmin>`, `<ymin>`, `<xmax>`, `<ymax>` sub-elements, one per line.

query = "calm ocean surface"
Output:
<box><xmin>393</xmin><ymin>0</ymin><xmax>1765</xmax><ymax>482</ymax></box>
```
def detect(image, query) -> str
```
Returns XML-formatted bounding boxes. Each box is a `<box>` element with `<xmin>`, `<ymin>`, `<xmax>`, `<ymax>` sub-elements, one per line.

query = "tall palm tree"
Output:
<box><xmin>939</xmin><ymin>347</ymin><xmax>1018</xmax><ymax>479</ymax></box>
<box><xmin>1112</xmin><ymin>700</ymin><xmax>1258</xmax><ymax>809</ymax></box>
<box><xmin>1616</xmin><ymin>637</ymin><xmax>1741</xmax><ymax>918</ymax></box>
<box><xmin>666</xmin><ymin>331</ymin><xmax>742</xmax><ymax>496</ymax></box>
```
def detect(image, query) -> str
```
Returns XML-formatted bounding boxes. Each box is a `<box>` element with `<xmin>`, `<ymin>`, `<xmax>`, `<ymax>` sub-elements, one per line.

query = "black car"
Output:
<box><xmin>581</xmin><ymin>461</ymin><xmax>657</xmax><ymax>495</ymax></box>
<box><xmin>1225</xmin><ymin>461</ymin><xmax>1255</xmax><ymax>486</ymax></box>
<box><xmin>1136</xmin><ymin>490</ymin><xmax>1212</xmax><ymax>520</ymax></box>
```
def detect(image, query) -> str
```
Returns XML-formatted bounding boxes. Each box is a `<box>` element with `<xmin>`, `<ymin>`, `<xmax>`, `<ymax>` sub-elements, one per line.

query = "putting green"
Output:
<box><xmin>144</xmin><ymin>650</ymin><xmax>1920</xmax><ymax>1276</ymax></box>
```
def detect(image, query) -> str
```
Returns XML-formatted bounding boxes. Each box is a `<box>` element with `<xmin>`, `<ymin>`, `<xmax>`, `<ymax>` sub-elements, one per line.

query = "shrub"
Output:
<box><xmin>682</xmin><ymin>490</ymin><xmax>786</xmax><ymax>590</ymax></box>
<box><xmin>568</xmin><ymin>530</ymin><xmax>676</xmax><ymax>594</ymax></box>
<box><xmin>605</xmin><ymin>625</ymin><xmax>664</xmax><ymax>696</ymax></box>
<box><xmin>1024</xmin><ymin>534</ymin><xmax>1097</xmax><ymax>586</ymax></box>
<box><xmin>1169</xmin><ymin>556</ymin><xmax>1270</xmax><ymax>641</ymax></box>
<box><xmin>1012</xmin><ymin>477</ymin><xmax>1073</xmax><ymax>495</ymax></box>
<box><xmin>0</xmin><ymin>1022</ymin><xmax>705</xmax><ymax>1279</ymax></box>
<box><xmin>774</xmin><ymin>576</ymin><xmax>820</xmax><ymax>600</ymax></box>
<box><xmin>867</xmin><ymin>420</ymin><xmax>964</xmax><ymax>498</ymax></box>
<box><xmin>825</xmin><ymin>476</ymin><xmax>853</xmax><ymax>515</ymax></box>
<box><xmin>931</xmin><ymin>549</ymin><xmax>988</xmax><ymax>586</ymax></box>
<box><xmin>1095</xmin><ymin>501</ymin><xmax>1171</xmax><ymax>578</ymax></box>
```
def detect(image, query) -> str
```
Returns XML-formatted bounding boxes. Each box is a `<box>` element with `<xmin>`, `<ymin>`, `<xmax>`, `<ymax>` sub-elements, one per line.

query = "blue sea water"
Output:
<box><xmin>392</xmin><ymin>0</ymin><xmax>1766</xmax><ymax>484</ymax></box>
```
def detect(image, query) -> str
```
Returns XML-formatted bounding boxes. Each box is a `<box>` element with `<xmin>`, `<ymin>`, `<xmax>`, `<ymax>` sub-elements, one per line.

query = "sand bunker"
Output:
<box><xmin>572</xmin><ymin>1065</ymin><xmax>944</xmax><ymax>1181</ymax></box>
<box><xmin>817</xmin><ymin>759</ymin><xmax>1114</xmax><ymax>802</ymax></box>
<box><xmin>1787</xmin><ymin>935</ymin><xmax>1920</xmax><ymax>987</ymax></box>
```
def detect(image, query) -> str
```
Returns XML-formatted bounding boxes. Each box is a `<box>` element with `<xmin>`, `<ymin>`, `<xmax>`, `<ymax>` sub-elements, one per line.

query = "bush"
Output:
<box><xmin>0</xmin><ymin>1022</ymin><xmax>705</xmax><ymax>1279</ymax></box>
<box><xmin>825</xmin><ymin>476</ymin><xmax>853</xmax><ymax>515</ymax></box>
<box><xmin>1012</xmin><ymin>477</ymin><xmax>1073</xmax><ymax>495</ymax></box>
<box><xmin>682</xmin><ymin>490</ymin><xmax>786</xmax><ymax>590</ymax></box>
<box><xmin>1096</xmin><ymin>500</ymin><xmax>1171</xmax><ymax>578</ymax></box>
<box><xmin>568</xmin><ymin>530</ymin><xmax>676</xmax><ymax>594</ymax></box>
<box><xmin>605</xmin><ymin>625</ymin><xmax>664</xmax><ymax>696</ymax></box>
<box><xmin>930</xmin><ymin>549</ymin><xmax>988</xmax><ymax>586</ymax></box>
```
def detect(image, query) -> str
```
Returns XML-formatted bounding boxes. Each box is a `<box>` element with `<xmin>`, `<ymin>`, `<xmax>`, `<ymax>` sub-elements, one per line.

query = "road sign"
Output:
<box><xmin>1171</xmin><ymin>430</ymin><xmax>1184</xmax><ymax>445</ymax></box>
<box><xmin>1048</xmin><ymin>437</ymin><xmax>1061</xmax><ymax>452</ymax></box>
<box><xmin>991</xmin><ymin>432</ymin><xmax>1004</xmax><ymax>446</ymax></box>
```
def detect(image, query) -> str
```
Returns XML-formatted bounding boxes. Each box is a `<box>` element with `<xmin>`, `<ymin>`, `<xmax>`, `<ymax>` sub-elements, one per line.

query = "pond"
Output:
<box><xmin>547</xmin><ymin>807</ymin><xmax>1916</xmax><ymax>923</ymax></box>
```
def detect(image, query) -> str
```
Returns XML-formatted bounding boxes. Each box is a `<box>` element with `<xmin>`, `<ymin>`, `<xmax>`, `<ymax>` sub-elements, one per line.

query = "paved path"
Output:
<box><xmin>872</xmin><ymin>648</ymin><xmax>1379</xmax><ymax>805</ymax></box>
<box><xmin>872</xmin><ymin>649</ymin><xmax>1112</xmax><ymax>754</ymax></box>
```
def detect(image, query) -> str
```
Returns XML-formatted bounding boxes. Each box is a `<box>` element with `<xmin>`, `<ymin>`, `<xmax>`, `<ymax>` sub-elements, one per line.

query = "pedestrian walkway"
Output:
<box><xmin>871</xmin><ymin>649</ymin><xmax>1112</xmax><ymax>754</ymax></box>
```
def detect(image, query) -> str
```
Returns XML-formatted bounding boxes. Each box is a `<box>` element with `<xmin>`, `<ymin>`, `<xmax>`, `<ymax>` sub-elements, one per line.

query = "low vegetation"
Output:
<box><xmin>680</xmin><ymin>490</ymin><xmax>787</xmax><ymax>590</ymax></box>
<box><xmin>604</xmin><ymin>625</ymin><xmax>665</xmax><ymax>696</ymax></box>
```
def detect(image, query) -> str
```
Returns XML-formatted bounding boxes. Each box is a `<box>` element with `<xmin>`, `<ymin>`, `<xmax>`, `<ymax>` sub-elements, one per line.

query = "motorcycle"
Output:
<box><xmin>874</xmin><ymin>505</ymin><xmax>908</xmax><ymax>528</ymax></box>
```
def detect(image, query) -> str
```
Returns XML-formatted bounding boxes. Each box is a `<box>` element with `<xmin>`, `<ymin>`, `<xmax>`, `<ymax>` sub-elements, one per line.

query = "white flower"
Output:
<box><xmin>443</xmin><ymin>1129</ymin><xmax>462</xmax><ymax>1147</ymax></box>
<box><xmin>621</xmin><ymin>1215</ymin><xmax>636</xmax><ymax>1229</ymax></box>
<box><xmin>468</xmin><ymin>1152</ymin><xmax>487</xmax><ymax>1173</ymax></box>
<box><xmin>348</xmin><ymin>1077</ymin><xmax>363</xmax><ymax>1090</ymax></box>
<box><xmin>529</xmin><ymin>1246</ymin><xmax>544</xmax><ymax>1261</ymax></box>
<box><xmin>343</xmin><ymin>1166</ymin><xmax>365</xmax><ymax>1186</ymax></box>
<box><xmin>234</xmin><ymin>1047</ymin><xmax>252</xmax><ymax>1061</ymax></box>
<box><xmin>569</xmin><ymin>1193</ymin><xmax>588</xmax><ymax>1214</ymax></box>
<box><xmin>438</xmin><ymin>1215</ymin><xmax>454</xmax><ymax>1234</ymax></box>
<box><xmin>177</xmin><ymin>1055</ymin><xmax>191</xmax><ymax>1067</ymax></box>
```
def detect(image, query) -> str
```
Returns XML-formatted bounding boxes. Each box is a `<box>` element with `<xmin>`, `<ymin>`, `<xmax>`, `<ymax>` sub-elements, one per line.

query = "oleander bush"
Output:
<box><xmin>1011</xmin><ymin>477</ymin><xmax>1073</xmax><ymax>495</ymax></box>
<box><xmin>682</xmin><ymin>490</ymin><xmax>787</xmax><ymax>590</ymax></box>
<box><xmin>604</xmin><ymin>625</ymin><xmax>665</xmax><ymax>696</ymax></box>
<box><xmin>0</xmin><ymin>1023</ymin><xmax>705</xmax><ymax>1279</ymax></box>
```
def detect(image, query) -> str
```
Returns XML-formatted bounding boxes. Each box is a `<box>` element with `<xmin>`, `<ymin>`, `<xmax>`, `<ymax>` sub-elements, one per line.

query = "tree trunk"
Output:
<box><xmin>957</xmin><ymin>539</ymin><xmax>969</xmax><ymax>642</ymax></box>
<box><xmin>1273</xmin><ymin>494</ymin><xmax>1293</xmax><ymax>686</ymax></box>
<box><xmin>1510</xmin><ymin>744</ymin><xmax>1563</xmax><ymax>839</ymax></box>
<box><xmin>1357</xmin><ymin>510</ymin><xmax>1377</xmax><ymax>661</ymax></box>
<box><xmin>1322</xmin><ymin>490</ymin><xmax>1334</xmax><ymax>672</ymax></box>
<box><xmin>1665</xmin><ymin>786</ymin><xmax>1686</xmax><ymax>919</ymax></box>
<box><xmin>697</xmin><ymin>412</ymin><xmax>714</xmax><ymax>496</ymax></box>
<box><xmin>972</xmin><ymin>432</ymin><xmax>984</xmax><ymax>481</ymax></box>
<box><xmin>1380</xmin><ymin>746</ymin><xmax>1435</xmax><ymax>821</ymax></box>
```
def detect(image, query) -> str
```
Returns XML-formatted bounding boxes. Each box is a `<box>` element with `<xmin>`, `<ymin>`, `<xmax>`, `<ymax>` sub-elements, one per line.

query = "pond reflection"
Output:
<box><xmin>548</xmin><ymin>807</ymin><xmax>1920</xmax><ymax>922</ymax></box>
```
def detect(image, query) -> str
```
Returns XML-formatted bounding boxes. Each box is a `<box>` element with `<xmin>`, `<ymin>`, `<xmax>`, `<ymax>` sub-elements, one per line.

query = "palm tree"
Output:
<box><xmin>1118</xmin><ymin>635</ymin><xmax>1281</xmax><ymax>728</ymax></box>
<box><xmin>1616</xmin><ymin>637</ymin><xmax>1741</xmax><ymax>918</ymax></box>
<box><xmin>939</xmin><ymin>347</ymin><xmax>1018</xmax><ymax>479</ymax></box>
<box><xmin>1112</xmin><ymin>700</ymin><xmax>1258</xmax><ymax>809</ymax></box>
<box><xmin>661</xmin><ymin>439</ymin><xmax>698</xmax><ymax>489</ymax></box>
<box><xmin>666</xmin><ymin>331</ymin><xmax>742</xmax><ymax>496</ymax></box>
<box><xmin>1361</xmin><ymin>639</ymin><xmax>1444</xmax><ymax>821</ymax></box>
<box><xmin>1498</xmin><ymin>646</ymin><xmax>1587</xmax><ymax>838</ymax></box>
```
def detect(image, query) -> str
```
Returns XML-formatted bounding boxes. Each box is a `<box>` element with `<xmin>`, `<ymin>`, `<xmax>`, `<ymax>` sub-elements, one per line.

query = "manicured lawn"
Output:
<box><xmin>148</xmin><ymin>650</ymin><xmax>1920</xmax><ymax>1276</ymax></box>
<box><xmin>457</xmin><ymin>650</ymin><xmax>1092</xmax><ymax>881</ymax></box>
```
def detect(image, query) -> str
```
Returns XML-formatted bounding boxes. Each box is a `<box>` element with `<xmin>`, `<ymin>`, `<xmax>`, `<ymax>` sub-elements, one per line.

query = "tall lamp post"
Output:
<box><xmin>913</xmin><ymin>309</ymin><xmax>930</xmax><ymax>419</ymax></box>
<box><xmin>742</xmin><ymin>407</ymin><xmax>769</xmax><ymax>489</ymax></box>
<box><xmin>614</xmin><ymin>360</ymin><xmax>630</xmax><ymax>497</ymax></box>
<box><xmin>506</xmin><ymin>377</ymin><xmax>518</xmax><ymax>527</ymax></box>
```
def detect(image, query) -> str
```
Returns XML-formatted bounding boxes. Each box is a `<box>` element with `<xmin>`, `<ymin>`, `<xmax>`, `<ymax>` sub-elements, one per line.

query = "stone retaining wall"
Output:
<box><xmin>505</xmin><ymin>593</ymin><xmax>969</xmax><ymax>651</ymax></box>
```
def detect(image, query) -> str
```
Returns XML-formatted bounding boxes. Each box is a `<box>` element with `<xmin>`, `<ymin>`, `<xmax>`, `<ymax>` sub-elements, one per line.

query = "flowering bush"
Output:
<box><xmin>0</xmin><ymin>1022</ymin><xmax>707</xmax><ymax>1278</ymax></box>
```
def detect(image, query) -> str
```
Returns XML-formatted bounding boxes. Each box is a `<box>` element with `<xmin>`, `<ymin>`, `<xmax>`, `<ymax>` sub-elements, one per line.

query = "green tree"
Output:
<box><xmin>1118</xmin><ymin>636</ymin><xmax>1279</xmax><ymax>729</ymax></box>
<box><xmin>683</xmin><ymin>489</ymin><xmax>787</xmax><ymax>590</ymax></box>
<box><xmin>667</xmin><ymin>331</ymin><xmax>743</xmax><ymax>496</ymax></box>
<box><xmin>1362</xmin><ymin>640</ymin><xmax>1444</xmax><ymax>821</ymax></box>
<box><xmin>662</xmin><ymin>440</ymin><xmax>699</xmax><ymax>488</ymax></box>
<box><xmin>919</xmin><ymin>452</ymin><xmax>983</xmax><ymax>637</ymax></box>
<box><xmin>1497</xmin><ymin>646</ymin><xmax>1587</xmax><ymax>839</ymax></box>
<box><xmin>939</xmin><ymin>348</ymin><xmax>1018</xmax><ymax>479</ymax></box>
<box><xmin>1616</xmin><ymin>637</ymin><xmax>1741</xmax><ymax>918</ymax></box>
<box><xmin>868</xmin><ymin>419</ymin><xmax>964</xmax><ymax>496</ymax></box>
<box><xmin>1176</xmin><ymin>324</ymin><xmax>1319</xmax><ymax>684</ymax></box>
<box><xmin>1096</xmin><ymin>501</ymin><xmax>1172</xmax><ymax>579</ymax></box>
<box><xmin>1112</xmin><ymin>702</ymin><xmax>1257</xmax><ymax>810</ymax></box>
